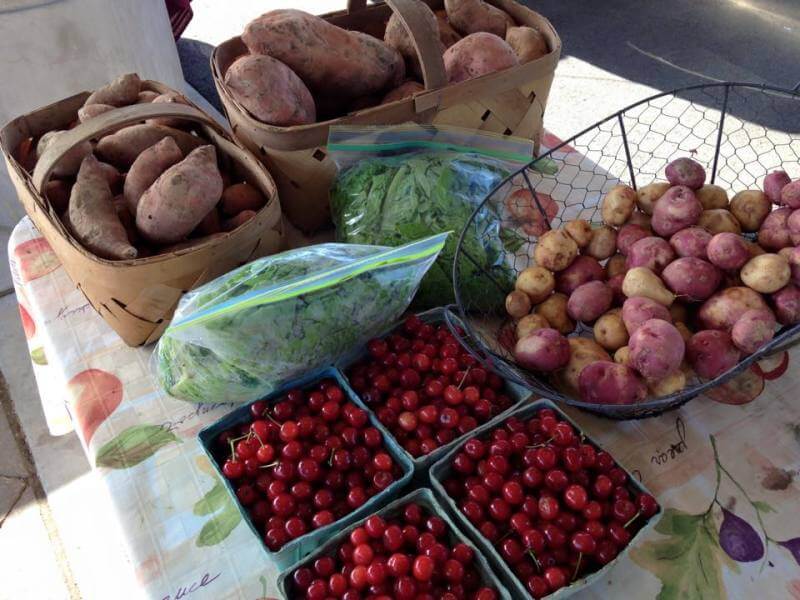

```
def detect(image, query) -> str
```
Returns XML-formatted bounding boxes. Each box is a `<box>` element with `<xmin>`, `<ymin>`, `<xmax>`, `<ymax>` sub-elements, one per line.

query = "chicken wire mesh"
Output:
<box><xmin>449</xmin><ymin>82</ymin><xmax>800</xmax><ymax>420</ymax></box>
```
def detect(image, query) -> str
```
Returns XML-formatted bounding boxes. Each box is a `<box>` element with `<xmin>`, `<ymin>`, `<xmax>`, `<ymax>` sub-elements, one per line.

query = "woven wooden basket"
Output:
<box><xmin>212</xmin><ymin>0</ymin><xmax>561</xmax><ymax>232</ymax></box>
<box><xmin>0</xmin><ymin>80</ymin><xmax>284</xmax><ymax>347</ymax></box>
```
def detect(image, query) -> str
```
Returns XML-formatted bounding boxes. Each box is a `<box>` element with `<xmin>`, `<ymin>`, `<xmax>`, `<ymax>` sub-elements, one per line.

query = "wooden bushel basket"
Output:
<box><xmin>0</xmin><ymin>81</ymin><xmax>284</xmax><ymax>347</ymax></box>
<box><xmin>212</xmin><ymin>0</ymin><xmax>561</xmax><ymax>232</ymax></box>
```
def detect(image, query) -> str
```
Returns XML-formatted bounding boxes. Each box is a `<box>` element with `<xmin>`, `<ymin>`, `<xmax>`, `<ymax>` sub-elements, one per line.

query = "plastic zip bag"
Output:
<box><xmin>155</xmin><ymin>233</ymin><xmax>447</xmax><ymax>404</ymax></box>
<box><xmin>328</xmin><ymin>124</ymin><xmax>533</xmax><ymax>310</ymax></box>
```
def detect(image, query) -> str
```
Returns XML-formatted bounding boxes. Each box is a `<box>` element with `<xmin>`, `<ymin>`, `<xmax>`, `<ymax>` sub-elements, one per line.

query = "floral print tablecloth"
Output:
<box><xmin>9</xmin><ymin>204</ymin><xmax>800</xmax><ymax>599</ymax></box>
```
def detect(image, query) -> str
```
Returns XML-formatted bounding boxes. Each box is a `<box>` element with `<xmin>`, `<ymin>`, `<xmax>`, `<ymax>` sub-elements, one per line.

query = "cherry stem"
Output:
<box><xmin>527</xmin><ymin>549</ymin><xmax>541</xmax><ymax>572</ymax></box>
<box><xmin>526</xmin><ymin>436</ymin><xmax>555</xmax><ymax>449</ymax></box>
<box><xmin>624</xmin><ymin>511</ymin><xmax>641</xmax><ymax>529</ymax></box>
<box><xmin>264</xmin><ymin>412</ymin><xmax>281</xmax><ymax>426</ymax></box>
<box><xmin>457</xmin><ymin>367</ymin><xmax>472</xmax><ymax>390</ymax></box>
<box><xmin>259</xmin><ymin>461</ymin><xmax>278</xmax><ymax>469</ymax></box>
<box><xmin>498</xmin><ymin>528</ymin><xmax>513</xmax><ymax>542</ymax></box>
<box><xmin>228</xmin><ymin>438</ymin><xmax>236</xmax><ymax>461</ymax></box>
<box><xmin>573</xmin><ymin>552</ymin><xmax>583</xmax><ymax>581</ymax></box>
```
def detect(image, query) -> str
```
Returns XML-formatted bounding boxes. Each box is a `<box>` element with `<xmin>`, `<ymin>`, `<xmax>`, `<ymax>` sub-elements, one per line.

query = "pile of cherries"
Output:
<box><xmin>215</xmin><ymin>379</ymin><xmax>403</xmax><ymax>551</ymax></box>
<box><xmin>441</xmin><ymin>408</ymin><xmax>659</xmax><ymax>598</ymax></box>
<box><xmin>347</xmin><ymin>316</ymin><xmax>514</xmax><ymax>458</ymax></box>
<box><xmin>289</xmin><ymin>501</ymin><xmax>500</xmax><ymax>600</ymax></box>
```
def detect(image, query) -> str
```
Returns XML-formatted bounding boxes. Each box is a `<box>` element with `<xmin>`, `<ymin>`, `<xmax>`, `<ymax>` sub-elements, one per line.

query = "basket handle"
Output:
<box><xmin>346</xmin><ymin>0</ymin><xmax>447</xmax><ymax>107</ymax></box>
<box><xmin>32</xmin><ymin>102</ymin><xmax>227</xmax><ymax>194</ymax></box>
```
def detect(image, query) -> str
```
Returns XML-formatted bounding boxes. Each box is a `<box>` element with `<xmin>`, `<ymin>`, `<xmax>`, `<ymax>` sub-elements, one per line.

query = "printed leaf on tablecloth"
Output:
<box><xmin>13</xmin><ymin>238</ymin><xmax>60</xmax><ymax>282</ymax></box>
<box><xmin>753</xmin><ymin>500</ymin><xmax>777</xmax><ymax>514</ymax></box>
<box><xmin>193</xmin><ymin>481</ymin><xmax>228</xmax><ymax>516</ymax></box>
<box><xmin>196</xmin><ymin>502</ymin><xmax>241</xmax><ymax>547</ymax></box>
<box><xmin>631</xmin><ymin>509</ymin><xmax>728</xmax><ymax>599</ymax></box>
<box><xmin>68</xmin><ymin>369</ymin><xmax>123</xmax><ymax>442</ymax></box>
<box><xmin>30</xmin><ymin>347</ymin><xmax>47</xmax><ymax>365</ymax></box>
<box><xmin>95</xmin><ymin>424</ymin><xmax>180</xmax><ymax>469</ymax></box>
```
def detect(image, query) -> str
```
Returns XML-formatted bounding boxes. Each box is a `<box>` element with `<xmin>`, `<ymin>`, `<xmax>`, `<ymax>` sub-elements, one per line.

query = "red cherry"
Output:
<box><xmin>593</xmin><ymin>474</ymin><xmax>614</xmax><ymax>498</ymax></box>
<box><xmin>612</xmin><ymin>499</ymin><xmax>637</xmax><ymax>523</ymax></box>
<box><xmin>543</xmin><ymin>566</ymin><xmax>567</xmax><ymax>592</ymax></box>
<box><xmin>582</xmin><ymin>500</ymin><xmax>603</xmax><ymax>521</ymax></box>
<box><xmin>502</xmin><ymin>481</ymin><xmax>524</xmax><ymax>505</ymax></box>
<box><xmin>564</xmin><ymin>484</ymin><xmax>589</xmax><ymax>511</ymax></box>
<box><xmin>608</xmin><ymin>521</ymin><xmax>632</xmax><ymax>546</ymax></box>
<box><xmin>222</xmin><ymin>459</ymin><xmax>244</xmax><ymax>479</ymax></box>
<box><xmin>353</xmin><ymin>543</ymin><xmax>374</xmax><ymax>566</ymax></box>
<box><xmin>545</xmin><ymin>469</ymin><xmax>569</xmax><ymax>492</ymax></box>
<box><xmin>522</xmin><ymin>528</ymin><xmax>546</xmax><ymax>553</ymax></box>
<box><xmin>527</xmin><ymin>575</ymin><xmax>549</xmax><ymax>598</ymax></box>
<box><xmin>412</xmin><ymin>555</ymin><xmax>435</xmax><ymax>581</ymax></box>
<box><xmin>571</xmin><ymin>531</ymin><xmax>597</xmax><ymax>554</ymax></box>
<box><xmin>349</xmin><ymin>565</ymin><xmax>369</xmax><ymax>590</ymax></box>
<box><xmin>637</xmin><ymin>492</ymin><xmax>659</xmax><ymax>518</ymax></box>
<box><xmin>388</xmin><ymin>552</ymin><xmax>411</xmax><ymax>577</ymax></box>
<box><xmin>452</xmin><ymin>542</ymin><xmax>474</xmax><ymax>564</ymax></box>
<box><xmin>538</xmin><ymin>496</ymin><xmax>560</xmax><ymax>521</ymax></box>
<box><xmin>534</xmin><ymin>447</ymin><xmax>557</xmax><ymax>470</ymax></box>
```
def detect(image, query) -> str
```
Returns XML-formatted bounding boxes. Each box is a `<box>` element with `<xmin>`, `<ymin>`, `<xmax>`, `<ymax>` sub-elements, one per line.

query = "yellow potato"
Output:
<box><xmin>534</xmin><ymin>293</ymin><xmax>575</xmax><ymax>334</ymax></box>
<box><xmin>533</xmin><ymin>230</ymin><xmax>578</xmax><ymax>272</ymax></box>
<box><xmin>747</xmin><ymin>241</ymin><xmax>766</xmax><ymax>258</ymax></box>
<box><xmin>516</xmin><ymin>313</ymin><xmax>550</xmax><ymax>340</ymax></box>
<box><xmin>740</xmin><ymin>254</ymin><xmax>790</xmax><ymax>293</ymax></box>
<box><xmin>647</xmin><ymin>369</ymin><xmax>687</xmax><ymax>397</ymax></box>
<box><xmin>674</xmin><ymin>321</ymin><xmax>693</xmax><ymax>343</ymax></box>
<box><xmin>730</xmin><ymin>190</ymin><xmax>771</xmax><ymax>232</ymax></box>
<box><xmin>505</xmin><ymin>290</ymin><xmax>532</xmax><ymax>318</ymax></box>
<box><xmin>586</xmin><ymin>225</ymin><xmax>617</xmax><ymax>260</ymax></box>
<box><xmin>613</xmin><ymin>345</ymin><xmax>631</xmax><ymax>366</ymax></box>
<box><xmin>601</xmin><ymin>184</ymin><xmax>637</xmax><ymax>226</ymax></box>
<box><xmin>515</xmin><ymin>266</ymin><xmax>555</xmax><ymax>304</ymax></box>
<box><xmin>669</xmin><ymin>303</ymin><xmax>688</xmax><ymax>323</ymax></box>
<box><xmin>697</xmin><ymin>209</ymin><xmax>742</xmax><ymax>234</ymax></box>
<box><xmin>627</xmin><ymin>211</ymin><xmax>652</xmax><ymax>230</ymax></box>
<box><xmin>593</xmin><ymin>311</ymin><xmax>629</xmax><ymax>351</ymax></box>
<box><xmin>696</xmin><ymin>184</ymin><xmax>729</xmax><ymax>210</ymax></box>
<box><xmin>564</xmin><ymin>219</ymin><xmax>593</xmax><ymax>248</ymax></box>
<box><xmin>605</xmin><ymin>254</ymin><xmax>627</xmax><ymax>278</ymax></box>
<box><xmin>622</xmin><ymin>267</ymin><xmax>675</xmax><ymax>306</ymax></box>
<box><xmin>555</xmin><ymin>337</ymin><xmax>611</xmax><ymax>394</ymax></box>
<box><xmin>636</xmin><ymin>182</ymin><xmax>670</xmax><ymax>215</ymax></box>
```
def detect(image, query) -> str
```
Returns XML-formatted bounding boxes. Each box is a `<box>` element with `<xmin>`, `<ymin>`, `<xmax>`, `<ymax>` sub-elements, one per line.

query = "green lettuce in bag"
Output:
<box><xmin>155</xmin><ymin>234</ymin><xmax>447</xmax><ymax>404</ymax></box>
<box><xmin>329</xmin><ymin>125</ymin><xmax>533</xmax><ymax>310</ymax></box>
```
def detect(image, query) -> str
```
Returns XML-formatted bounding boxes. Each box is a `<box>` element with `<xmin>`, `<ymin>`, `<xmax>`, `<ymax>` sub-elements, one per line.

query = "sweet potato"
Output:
<box><xmin>636</xmin><ymin>182</ymin><xmax>670</xmax><ymax>215</ymax></box>
<box><xmin>96</xmin><ymin>124</ymin><xmax>203</xmax><ymax>168</ymax></box>
<box><xmin>515</xmin><ymin>266</ymin><xmax>555</xmax><ymax>303</ymax></box>
<box><xmin>594</xmin><ymin>310</ymin><xmax>629</xmax><ymax>351</ymax></box>
<box><xmin>384</xmin><ymin>4</ymin><xmax>442</xmax><ymax>79</ymax></box>
<box><xmin>779</xmin><ymin>246</ymin><xmax>800</xmax><ymax>285</ymax></box>
<box><xmin>44</xmin><ymin>179</ymin><xmax>71</xmax><ymax>213</ymax></box>
<box><xmin>616</xmin><ymin>224</ymin><xmax>650</xmax><ymax>256</ymax></box>
<box><xmin>665</xmin><ymin>157</ymin><xmax>705</xmax><ymax>189</ymax></box>
<box><xmin>578</xmin><ymin>361</ymin><xmax>646</xmax><ymax>405</ymax></box>
<box><xmin>505</xmin><ymin>26</ymin><xmax>548</xmax><ymax>63</ymax></box>
<box><xmin>567</xmin><ymin>281</ymin><xmax>613</xmax><ymax>323</ymax></box>
<box><xmin>788</xmin><ymin>209</ymin><xmax>800</xmax><ymax>245</ymax></box>
<box><xmin>161</xmin><ymin>233</ymin><xmax>226</xmax><ymax>253</ymax></box>
<box><xmin>686</xmin><ymin>330</ymin><xmax>739</xmax><ymax>379</ymax></box>
<box><xmin>534</xmin><ymin>293</ymin><xmax>574</xmax><ymax>334</ymax></box>
<box><xmin>629</xmin><ymin>318</ymin><xmax>685</xmax><ymax>379</ymax></box>
<box><xmin>622</xmin><ymin>267</ymin><xmax>675</xmax><ymax>306</ymax></box>
<box><xmin>435</xmin><ymin>10</ymin><xmax>462</xmax><ymax>48</ymax></box>
<box><xmin>194</xmin><ymin>208</ymin><xmax>221</xmax><ymax>236</ymax></box>
<box><xmin>706</xmin><ymin>232</ymin><xmax>749</xmax><ymax>270</ymax></box>
<box><xmin>563</xmin><ymin>219</ymin><xmax>593</xmax><ymax>248</ymax></box>
<box><xmin>68</xmin><ymin>155</ymin><xmax>137</xmax><ymax>260</ymax></box>
<box><xmin>221</xmin><ymin>182</ymin><xmax>266</xmax><ymax>217</ymax></box>
<box><xmin>605</xmin><ymin>254</ymin><xmax>628</xmax><ymax>278</ymax></box>
<box><xmin>123</xmin><ymin>136</ymin><xmax>183</xmax><ymax>214</ymax></box>
<box><xmin>764</xmin><ymin>170</ymin><xmax>790</xmax><ymax>205</ymax></box>
<box><xmin>625</xmin><ymin>236</ymin><xmax>675</xmax><ymax>273</ymax></box>
<box><xmin>731</xmin><ymin>309</ymin><xmax>776</xmax><ymax>354</ymax></box>
<box><xmin>601</xmin><ymin>184</ymin><xmax>636</xmax><ymax>226</ymax></box>
<box><xmin>136</xmin><ymin>145</ymin><xmax>224</xmax><ymax>244</ymax></box>
<box><xmin>607</xmin><ymin>273</ymin><xmax>626</xmax><ymax>306</ymax></box>
<box><xmin>586</xmin><ymin>225</ymin><xmax>617</xmax><ymax>260</ymax></box>
<box><xmin>647</xmin><ymin>369</ymin><xmax>687</xmax><ymax>397</ymax></box>
<box><xmin>757</xmin><ymin>207</ymin><xmax>793</xmax><ymax>251</ymax></box>
<box><xmin>652</xmin><ymin>185</ymin><xmax>702</xmax><ymax>237</ymax></box>
<box><xmin>662</xmin><ymin>257</ymin><xmax>721</xmax><ymax>302</ymax></box>
<box><xmin>113</xmin><ymin>195</ymin><xmax>139</xmax><ymax>245</ymax></box>
<box><xmin>622</xmin><ymin>296</ymin><xmax>671</xmax><ymax>335</ymax></box>
<box><xmin>222</xmin><ymin>210</ymin><xmax>256</xmax><ymax>232</ymax></box>
<box><xmin>730</xmin><ymin>190</ymin><xmax>771</xmax><ymax>231</ymax></box>
<box><xmin>516</xmin><ymin>313</ymin><xmax>550</xmax><ymax>340</ymax></box>
<box><xmin>36</xmin><ymin>130</ymin><xmax>93</xmax><ymax>177</ymax></box>
<box><xmin>444</xmin><ymin>0</ymin><xmax>513</xmax><ymax>37</ymax></box>
<box><xmin>444</xmin><ymin>32</ymin><xmax>518</xmax><ymax>84</ymax></box>
<box><xmin>224</xmin><ymin>54</ymin><xmax>316</xmax><ymax>126</ymax></box>
<box><xmin>740</xmin><ymin>253</ymin><xmax>790</xmax><ymax>293</ymax></box>
<box><xmin>84</xmin><ymin>73</ymin><xmax>140</xmax><ymax>107</ymax></box>
<box><xmin>669</xmin><ymin>227</ymin><xmax>712</xmax><ymax>259</ymax></box>
<box><xmin>243</xmin><ymin>10</ymin><xmax>404</xmax><ymax>98</ymax></box>
<box><xmin>697</xmin><ymin>208</ymin><xmax>742</xmax><ymax>234</ymax></box>
<box><xmin>698</xmin><ymin>286</ymin><xmax>769</xmax><ymax>330</ymax></box>
<box><xmin>137</xmin><ymin>90</ymin><xmax>159</xmax><ymax>104</ymax></box>
<box><xmin>506</xmin><ymin>290</ymin><xmax>532</xmax><ymax>318</ymax></box>
<box><xmin>780</xmin><ymin>181</ymin><xmax>800</xmax><ymax>209</ymax></box>
<box><xmin>772</xmin><ymin>284</ymin><xmax>800</xmax><ymax>324</ymax></box>
<box><xmin>514</xmin><ymin>328</ymin><xmax>570</xmax><ymax>371</ymax></box>
<box><xmin>381</xmin><ymin>81</ymin><xmax>424</xmax><ymax>104</ymax></box>
<box><xmin>555</xmin><ymin>255</ymin><xmax>604</xmax><ymax>295</ymax></box>
<box><xmin>555</xmin><ymin>337</ymin><xmax>610</xmax><ymax>395</ymax></box>
<box><xmin>148</xmin><ymin>92</ymin><xmax>191</xmax><ymax>127</ymax></box>
<box><xmin>533</xmin><ymin>229</ymin><xmax>578</xmax><ymax>272</ymax></box>
<box><xmin>77</xmin><ymin>103</ymin><xmax>114</xmax><ymax>123</ymax></box>
<box><xmin>695</xmin><ymin>184</ymin><xmax>729</xmax><ymax>210</ymax></box>
<box><xmin>97</xmin><ymin>161</ymin><xmax>122</xmax><ymax>191</ymax></box>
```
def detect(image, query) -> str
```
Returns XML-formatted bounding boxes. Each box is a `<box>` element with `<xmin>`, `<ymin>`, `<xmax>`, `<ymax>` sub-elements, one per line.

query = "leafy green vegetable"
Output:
<box><xmin>331</xmin><ymin>152</ymin><xmax>516</xmax><ymax>310</ymax></box>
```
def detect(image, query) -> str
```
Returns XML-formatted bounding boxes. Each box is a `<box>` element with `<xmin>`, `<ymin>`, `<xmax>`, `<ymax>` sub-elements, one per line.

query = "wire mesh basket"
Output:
<box><xmin>450</xmin><ymin>82</ymin><xmax>800</xmax><ymax>420</ymax></box>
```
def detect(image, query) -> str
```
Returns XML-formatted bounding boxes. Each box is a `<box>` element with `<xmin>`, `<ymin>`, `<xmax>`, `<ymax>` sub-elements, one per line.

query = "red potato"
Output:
<box><xmin>136</xmin><ymin>145</ymin><xmax>224</xmax><ymax>244</ymax></box>
<box><xmin>435</xmin><ymin>10</ymin><xmax>462</xmax><ymax>48</ymax></box>
<box><xmin>221</xmin><ymin>182</ymin><xmax>266</xmax><ymax>216</ymax></box>
<box><xmin>123</xmin><ymin>136</ymin><xmax>183</xmax><ymax>214</ymax></box>
<box><xmin>96</xmin><ymin>124</ymin><xmax>204</xmax><ymax>168</ymax></box>
<box><xmin>698</xmin><ymin>286</ymin><xmax>769</xmax><ymax>331</ymax></box>
<box><xmin>772</xmin><ymin>284</ymin><xmax>800</xmax><ymax>324</ymax></box>
<box><xmin>566</xmin><ymin>281</ymin><xmax>613</xmax><ymax>323</ymax></box>
<box><xmin>695</xmin><ymin>184</ymin><xmax>729</xmax><ymax>210</ymax></box>
<box><xmin>764</xmin><ymin>170</ymin><xmax>791</xmax><ymax>204</ymax></box>
<box><xmin>601</xmin><ymin>184</ymin><xmax>637</xmax><ymax>226</ymax></box>
<box><xmin>686</xmin><ymin>330</ymin><xmax>740</xmax><ymax>379</ymax></box>
<box><xmin>381</xmin><ymin>81</ymin><xmax>424</xmax><ymax>104</ymax></box>
<box><xmin>625</xmin><ymin>236</ymin><xmax>675</xmax><ymax>273</ymax></box>
<box><xmin>68</xmin><ymin>155</ymin><xmax>137</xmax><ymax>260</ymax></box>
<box><xmin>616</xmin><ymin>224</ymin><xmax>650</xmax><ymax>256</ymax></box>
<box><xmin>505</xmin><ymin>26</ymin><xmax>548</xmax><ymax>63</ymax></box>
<box><xmin>669</xmin><ymin>227</ymin><xmax>712</xmax><ymax>259</ymax></box>
<box><xmin>662</xmin><ymin>257</ymin><xmax>721</xmax><ymax>302</ymax></box>
<box><xmin>384</xmin><ymin>4</ymin><xmax>442</xmax><ymax>79</ymax></box>
<box><xmin>84</xmin><ymin>73</ymin><xmax>140</xmax><ymax>107</ymax></box>
<box><xmin>779</xmin><ymin>246</ymin><xmax>800</xmax><ymax>285</ymax></box>
<box><xmin>555</xmin><ymin>255</ymin><xmax>604</xmax><ymax>295</ymax></box>
<box><xmin>444</xmin><ymin>32</ymin><xmax>518</xmax><ymax>84</ymax></box>
<box><xmin>45</xmin><ymin>179</ymin><xmax>72</xmax><ymax>213</ymax></box>
<box><xmin>780</xmin><ymin>180</ymin><xmax>800</xmax><ymax>209</ymax></box>
<box><xmin>555</xmin><ymin>337</ymin><xmax>611</xmax><ymax>394</ymax></box>
<box><xmin>607</xmin><ymin>273</ymin><xmax>626</xmax><ymax>306</ymax></box>
<box><xmin>444</xmin><ymin>0</ymin><xmax>513</xmax><ymax>38</ymax></box>
<box><xmin>242</xmin><ymin>10</ymin><xmax>404</xmax><ymax>98</ymax></box>
<box><xmin>578</xmin><ymin>361</ymin><xmax>646</xmax><ymax>405</ymax></box>
<box><xmin>78</xmin><ymin>103</ymin><xmax>115</xmax><ymax>123</ymax></box>
<box><xmin>757</xmin><ymin>207</ymin><xmax>793</xmax><ymax>251</ymax></box>
<box><xmin>514</xmin><ymin>328</ymin><xmax>570</xmax><ymax>371</ymax></box>
<box><xmin>665</xmin><ymin>157</ymin><xmax>705</xmax><ymax>190</ymax></box>
<box><xmin>605</xmin><ymin>254</ymin><xmax>628</xmax><ymax>278</ymax></box>
<box><xmin>224</xmin><ymin>55</ymin><xmax>316</xmax><ymax>126</ymax></box>
<box><xmin>788</xmin><ymin>209</ymin><xmax>800</xmax><ymax>245</ymax></box>
<box><xmin>651</xmin><ymin>185</ymin><xmax>702</xmax><ymax>237</ymax></box>
<box><xmin>586</xmin><ymin>225</ymin><xmax>617</xmax><ymax>260</ymax></box>
<box><xmin>636</xmin><ymin>182</ymin><xmax>670</xmax><ymax>215</ymax></box>
<box><xmin>730</xmin><ymin>190</ymin><xmax>771</xmax><ymax>232</ymax></box>
<box><xmin>533</xmin><ymin>229</ymin><xmax>578</xmax><ymax>272</ymax></box>
<box><xmin>36</xmin><ymin>130</ymin><xmax>93</xmax><ymax>177</ymax></box>
<box><xmin>222</xmin><ymin>210</ymin><xmax>256</xmax><ymax>232</ymax></box>
<box><xmin>629</xmin><ymin>318</ymin><xmax>685</xmax><ymax>379</ymax></box>
<box><xmin>731</xmin><ymin>309</ymin><xmax>776</xmax><ymax>354</ymax></box>
<box><xmin>706</xmin><ymin>232</ymin><xmax>750</xmax><ymax>271</ymax></box>
<box><xmin>622</xmin><ymin>296</ymin><xmax>672</xmax><ymax>335</ymax></box>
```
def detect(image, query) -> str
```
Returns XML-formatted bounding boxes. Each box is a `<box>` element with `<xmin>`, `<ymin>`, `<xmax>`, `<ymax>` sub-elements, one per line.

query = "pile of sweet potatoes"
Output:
<box><xmin>18</xmin><ymin>74</ymin><xmax>267</xmax><ymax>261</ymax></box>
<box><xmin>507</xmin><ymin>156</ymin><xmax>800</xmax><ymax>406</ymax></box>
<box><xmin>224</xmin><ymin>1</ymin><xmax>551</xmax><ymax>125</ymax></box>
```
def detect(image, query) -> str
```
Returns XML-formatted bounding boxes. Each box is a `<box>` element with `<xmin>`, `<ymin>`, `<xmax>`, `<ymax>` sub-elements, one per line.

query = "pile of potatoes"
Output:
<box><xmin>17</xmin><ymin>74</ymin><xmax>267</xmax><ymax>261</ymax></box>
<box><xmin>507</xmin><ymin>156</ymin><xmax>800</xmax><ymax>405</ymax></box>
<box><xmin>224</xmin><ymin>0</ymin><xmax>550</xmax><ymax>125</ymax></box>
